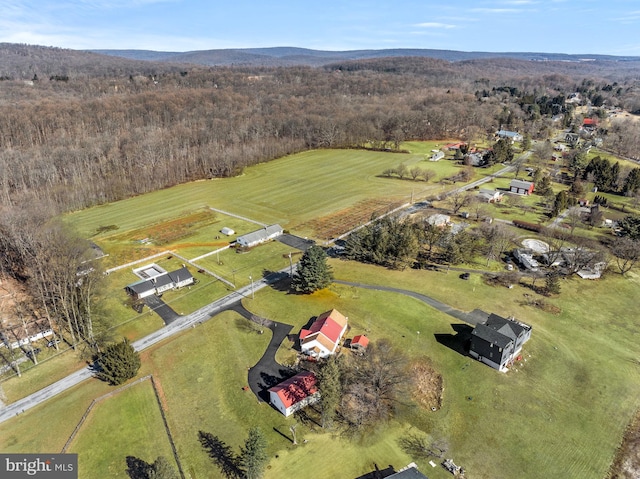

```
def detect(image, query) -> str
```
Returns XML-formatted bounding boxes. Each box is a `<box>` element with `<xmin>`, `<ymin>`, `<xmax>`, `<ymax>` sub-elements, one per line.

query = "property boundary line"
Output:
<box><xmin>190</xmin><ymin>245</ymin><xmax>231</xmax><ymax>263</ymax></box>
<box><xmin>208</xmin><ymin>207</ymin><xmax>267</xmax><ymax>227</ymax></box>
<box><xmin>150</xmin><ymin>375</ymin><xmax>185</xmax><ymax>479</ymax></box>
<box><xmin>61</xmin><ymin>374</ymin><xmax>185</xmax><ymax>478</ymax></box>
<box><xmin>61</xmin><ymin>374</ymin><xmax>152</xmax><ymax>453</ymax></box>
<box><xmin>105</xmin><ymin>251</ymin><xmax>171</xmax><ymax>274</ymax></box>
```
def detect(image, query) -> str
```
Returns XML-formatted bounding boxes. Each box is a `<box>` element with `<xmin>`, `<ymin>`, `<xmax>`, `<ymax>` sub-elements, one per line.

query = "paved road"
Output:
<box><xmin>0</xmin><ymin>268</ymin><xmax>292</xmax><ymax>425</ymax></box>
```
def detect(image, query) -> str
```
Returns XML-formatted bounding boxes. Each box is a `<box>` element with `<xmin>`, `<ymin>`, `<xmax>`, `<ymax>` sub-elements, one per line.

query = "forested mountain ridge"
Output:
<box><xmin>0</xmin><ymin>45</ymin><xmax>639</xmax><ymax>216</ymax></box>
<box><xmin>91</xmin><ymin>45</ymin><xmax>640</xmax><ymax>67</ymax></box>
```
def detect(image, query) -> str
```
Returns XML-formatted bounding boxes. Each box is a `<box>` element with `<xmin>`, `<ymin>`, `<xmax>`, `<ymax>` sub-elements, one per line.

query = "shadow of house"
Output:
<box><xmin>434</xmin><ymin>323</ymin><xmax>474</xmax><ymax>357</ymax></box>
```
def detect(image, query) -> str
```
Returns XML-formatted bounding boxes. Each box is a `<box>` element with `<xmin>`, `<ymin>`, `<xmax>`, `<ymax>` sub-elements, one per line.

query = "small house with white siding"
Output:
<box><xmin>125</xmin><ymin>266</ymin><xmax>194</xmax><ymax>299</ymax></box>
<box><xmin>268</xmin><ymin>371</ymin><xmax>319</xmax><ymax>417</ymax></box>
<box><xmin>236</xmin><ymin>224</ymin><xmax>283</xmax><ymax>248</ymax></box>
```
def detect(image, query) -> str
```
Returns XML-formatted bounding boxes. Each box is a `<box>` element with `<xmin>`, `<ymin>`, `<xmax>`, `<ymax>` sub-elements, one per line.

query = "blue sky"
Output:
<box><xmin>1</xmin><ymin>0</ymin><xmax>639</xmax><ymax>55</ymax></box>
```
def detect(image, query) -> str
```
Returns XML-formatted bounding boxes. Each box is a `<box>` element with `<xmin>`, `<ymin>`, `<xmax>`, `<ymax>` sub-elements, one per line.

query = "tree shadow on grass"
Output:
<box><xmin>198</xmin><ymin>431</ymin><xmax>243</xmax><ymax>479</ymax></box>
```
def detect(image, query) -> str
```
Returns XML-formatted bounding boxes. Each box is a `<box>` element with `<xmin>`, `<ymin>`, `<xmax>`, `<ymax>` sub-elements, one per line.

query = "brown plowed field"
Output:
<box><xmin>298</xmin><ymin>198</ymin><xmax>405</xmax><ymax>240</ymax></box>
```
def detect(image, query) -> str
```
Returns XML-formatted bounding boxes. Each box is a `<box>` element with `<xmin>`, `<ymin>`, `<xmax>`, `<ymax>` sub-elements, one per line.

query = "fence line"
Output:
<box><xmin>105</xmin><ymin>251</ymin><xmax>171</xmax><ymax>274</ymax></box>
<box><xmin>150</xmin><ymin>376</ymin><xmax>185</xmax><ymax>479</ymax></box>
<box><xmin>61</xmin><ymin>375</ymin><xmax>152</xmax><ymax>453</ymax></box>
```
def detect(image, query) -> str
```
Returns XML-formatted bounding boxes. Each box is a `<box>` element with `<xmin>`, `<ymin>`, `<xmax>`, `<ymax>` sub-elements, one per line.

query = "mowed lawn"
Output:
<box><xmin>68</xmin><ymin>380</ymin><xmax>178</xmax><ymax>479</ymax></box>
<box><xmin>64</xmin><ymin>147</ymin><xmax>460</xmax><ymax>246</ymax></box>
<box><xmin>1</xmin><ymin>261</ymin><xmax>639</xmax><ymax>479</ymax></box>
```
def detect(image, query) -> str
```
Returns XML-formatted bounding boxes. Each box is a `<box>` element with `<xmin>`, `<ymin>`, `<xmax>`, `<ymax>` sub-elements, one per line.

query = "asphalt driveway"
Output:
<box><xmin>228</xmin><ymin>302</ymin><xmax>294</xmax><ymax>402</ymax></box>
<box><xmin>144</xmin><ymin>295</ymin><xmax>181</xmax><ymax>325</ymax></box>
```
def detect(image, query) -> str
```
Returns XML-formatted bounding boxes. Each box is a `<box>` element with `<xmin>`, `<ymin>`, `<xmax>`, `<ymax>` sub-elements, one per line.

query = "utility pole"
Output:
<box><xmin>288</xmin><ymin>252</ymin><xmax>293</xmax><ymax>277</ymax></box>
<box><xmin>249</xmin><ymin>275</ymin><xmax>254</xmax><ymax>299</ymax></box>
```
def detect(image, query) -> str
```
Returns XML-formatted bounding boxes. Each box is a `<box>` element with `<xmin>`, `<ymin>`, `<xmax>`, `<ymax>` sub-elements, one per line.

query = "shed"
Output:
<box><xmin>220</xmin><ymin>227</ymin><xmax>235</xmax><ymax>236</ymax></box>
<box><xmin>351</xmin><ymin>335</ymin><xmax>369</xmax><ymax>352</ymax></box>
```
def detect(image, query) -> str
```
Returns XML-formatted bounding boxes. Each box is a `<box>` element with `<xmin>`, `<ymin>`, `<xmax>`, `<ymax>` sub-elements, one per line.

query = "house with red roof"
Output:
<box><xmin>268</xmin><ymin>371</ymin><xmax>319</xmax><ymax>417</ymax></box>
<box><xmin>299</xmin><ymin>309</ymin><xmax>348</xmax><ymax>358</ymax></box>
<box><xmin>583</xmin><ymin>118</ymin><xmax>598</xmax><ymax>128</ymax></box>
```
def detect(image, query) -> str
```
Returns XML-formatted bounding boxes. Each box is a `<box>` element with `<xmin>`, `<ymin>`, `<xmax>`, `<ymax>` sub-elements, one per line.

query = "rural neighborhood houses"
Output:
<box><xmin>124</xmin><ymin>265</ymin><xmax>194</xmax><ymax>299</ymax></box>
<box><xmin>509</xmin><ymin>179</ymin><xmax>535</xmax><ymax>195</ymax></box>
<box><xmin>300</xmin><ymin>309</ymin><xmax>349</xmax><ymax>358</ymax></box>
<box><xmin>469</xmin><ymin>313</ymin><xmax>532</xmax><ymax>372</ymax></box>
<box><xmin>477</xmin><ymin>189</ymin><xmax>504</xmax><ymax>203</ymax></box>
<box><xmin>236</xmin><ymin>224</ymin><xmax>283</xmax><ymax>248</ymax></box>
<box><xmin>268</xmin><ymin>370</ymin><xmax>319</xmax><ymax>417</ymax></box>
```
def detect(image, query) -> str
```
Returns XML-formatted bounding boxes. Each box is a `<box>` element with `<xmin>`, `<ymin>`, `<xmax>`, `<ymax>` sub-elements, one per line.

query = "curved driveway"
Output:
<box><xmin>227</xmin><ymin>303</ymin><xmax>294</xmax><ymax>402</ymax></box>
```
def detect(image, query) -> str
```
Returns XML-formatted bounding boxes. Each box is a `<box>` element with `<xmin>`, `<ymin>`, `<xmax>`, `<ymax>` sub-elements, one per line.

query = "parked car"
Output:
<box><xmin>26</xmin><ymin>347</ymin><xmax>42</xmax><ymax>358</ymax></box>
<box><xmin>47</xmin><ymin>339</ymin><xmax>61</xmax><ymax>347</ymax></box>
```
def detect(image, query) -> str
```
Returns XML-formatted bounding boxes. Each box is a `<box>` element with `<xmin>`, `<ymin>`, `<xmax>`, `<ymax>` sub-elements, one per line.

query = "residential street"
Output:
<box><xmin>0</xmin><ymin>270</ymin><xmax>290</xmax><ymax>425</ymax></box>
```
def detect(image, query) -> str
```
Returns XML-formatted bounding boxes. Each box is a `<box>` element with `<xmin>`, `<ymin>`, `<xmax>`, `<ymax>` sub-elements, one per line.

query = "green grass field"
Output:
<box><xmin>2</xmin><ymin>260</ymin><xmax>639</xmax><ymax>478</ymax></box>
<box><xmin>3</xmin><ymin>144</ymin><xmax>639</xmax><ymax>478</ymax></box>
<box><xmin>68</xmin><ymin>379</ymin><xmax>179</xmax><ymax>479</ymax></box>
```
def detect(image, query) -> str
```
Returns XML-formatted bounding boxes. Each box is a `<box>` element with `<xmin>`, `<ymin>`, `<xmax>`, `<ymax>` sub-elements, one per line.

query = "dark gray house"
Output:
<box><xmin>469</xmin><ymin>314</ymin><xmax>532</xmax><ymax>372</ymax></box>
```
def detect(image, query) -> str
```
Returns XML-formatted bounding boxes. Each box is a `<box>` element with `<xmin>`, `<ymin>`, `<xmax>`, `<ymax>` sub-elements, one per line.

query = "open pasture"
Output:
<box><xmin>65</xmin><ymin>146</ymin><xmax>473</xmax><ymax>246</ymax></box>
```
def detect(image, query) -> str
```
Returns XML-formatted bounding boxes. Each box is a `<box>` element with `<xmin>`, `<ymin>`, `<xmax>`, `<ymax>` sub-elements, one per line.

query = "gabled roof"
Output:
<box><xmin>510</xmin><ymin>179</ymin><xmax>534</xmax><ymax>189</ymax></box>
<box><xmin>168</xmin><ymin>266</ymin><xmax>192</xmax><ymax>283</ymax></box>
<box><xmin>236</xmin><ymin>224</ymin><xmax>283</xmax><ymax>245</ymax></box>
<box><xmin>388</xmin><ymin>465</ymin><xmax>429</xmax><ymax>478</ymax></box>
<box><xmin>268</xmin><ymin>371</ymin><xmax>317</xmax><ymax>409</ymax></box>
<box><xmin>302</xmin><ymin>309</ymin><xmax>348</xmax><ymax>345</ymax></box>
<box><xmin>126</xmin><ymin>278</ymin><xmax>156</xmax><ymax>295</ymax></box>
<box><xmin>302</xmin><ymin>332</ymin><xmax>337</xmax><ymax>353</ymax></box>
<box><xmin>472</xmin><ymin>313</ymin><xmax>531</xmax><ymax>348</ymax></box>
<box><xmin>352</xmin><ymin>335</ymin><xmax>369</xmax><ymax>348</ymax></box>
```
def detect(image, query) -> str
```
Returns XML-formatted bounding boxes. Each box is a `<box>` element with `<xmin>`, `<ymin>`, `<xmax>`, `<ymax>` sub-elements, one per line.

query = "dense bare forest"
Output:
<box><xmin>1</xmin><ymin>45</ymin><xmax>640</xmax><ymax>352</ymax></box>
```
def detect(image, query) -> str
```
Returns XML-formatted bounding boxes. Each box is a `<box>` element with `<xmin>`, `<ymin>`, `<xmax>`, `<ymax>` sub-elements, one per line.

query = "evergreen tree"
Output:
<box><xmin>545</xmin><ymin>272</ymin><xmax>561</xmax><ymax>295</ymax></box>
<box><xmin>240</xmin><ymin>427</ymin><xmax>268</xmax><ymax>479</ymax></box>
<box><xmin>551</xmin><ymin>190</ymin><xmax>568</xmax><ymax>217</ymax></box>
<box><xmin>317</xmin><ymin>356</ymin><xmax>342</xmax><ymax>429</ymax></box>
<box><xmin>292</xmin><ymin>245</ymin><xmax>333</xmax><ymax>293</ymax></box>
<box><xmin>95</xmin><ymin>338</ymin><xmax>141</xmax><ymax>385</ymax></box>
<box><xmin>149</xmin><ymin>456</ymin><xmax>179</xmax><ymax>479</ymax></box>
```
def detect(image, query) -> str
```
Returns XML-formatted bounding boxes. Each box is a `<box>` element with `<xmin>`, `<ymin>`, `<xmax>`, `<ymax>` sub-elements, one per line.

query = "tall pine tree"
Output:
<box><xmin>240</xmin><ymin>427</ymin><xmax>268</xmax><ymax>479</ymax></box>
<box><xmin>291</xmin><ymin>245</ymin><xmax>333</xmax><ymax>293</ymax></box>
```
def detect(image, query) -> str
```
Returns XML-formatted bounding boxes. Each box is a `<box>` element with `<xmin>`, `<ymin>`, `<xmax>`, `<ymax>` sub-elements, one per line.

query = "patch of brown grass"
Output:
<box><xmin>409</xmin><ymin>360</ymin><xmax>443</xmax><ymax>411</ymax></box>
<box><xmin>608</xmin><ymin>409</ymin><xmax>640</xmax><ymax>479</ymax></box>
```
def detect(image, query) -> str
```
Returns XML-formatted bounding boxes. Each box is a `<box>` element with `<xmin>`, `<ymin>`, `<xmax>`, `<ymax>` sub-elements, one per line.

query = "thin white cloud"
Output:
<box><xmin>414</xmin><ymin>22</ymin><xmax>456</xmax><ymax>29</ymax></box>
<box><xmin>471</xmin><ymin>8</ymin><xmax>521</xmax><ymax>14</ymax></box>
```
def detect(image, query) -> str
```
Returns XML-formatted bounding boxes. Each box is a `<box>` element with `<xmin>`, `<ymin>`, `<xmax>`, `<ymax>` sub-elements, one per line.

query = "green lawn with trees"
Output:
<box><xmin>1</xmin><ymin>260</ymin><xmax>639</xmax><ymax>478</ymax></box>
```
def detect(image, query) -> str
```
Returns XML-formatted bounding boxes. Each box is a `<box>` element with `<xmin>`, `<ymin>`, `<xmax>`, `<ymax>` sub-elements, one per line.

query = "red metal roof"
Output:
<box><xmin>303</xmin><ymin>309</ymin><xmax>347</xmax><ymax>344</ymax></box>
<box><xmin>268</xmin><ymin>371</ymin><xmax>317</xmax><ymax>409</ymax></box>
<box><xmin>583</xmin><ymin>118</ymin><xmax>598</xmax><ymax>126</ymax></box>
<box><xmin>351</xmin><ymin>335</ymin><xmax>369</xmax><ymax>348</ymax></box>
